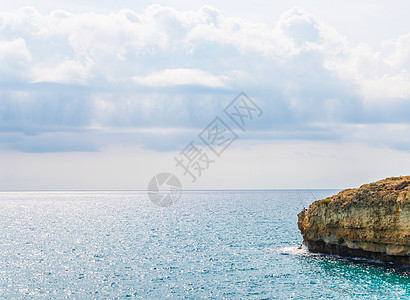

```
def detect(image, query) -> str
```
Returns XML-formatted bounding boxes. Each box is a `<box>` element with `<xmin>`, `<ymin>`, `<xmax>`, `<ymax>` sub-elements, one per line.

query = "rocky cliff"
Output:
<box><xmin>298</xmin><ymin>176</ymin><xmax>410</xmax><ymax>265</ymax></box>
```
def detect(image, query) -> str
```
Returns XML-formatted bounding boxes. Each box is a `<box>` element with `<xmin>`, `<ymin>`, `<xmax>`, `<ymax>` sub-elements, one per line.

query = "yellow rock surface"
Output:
<box><xmin>298</xmin><ymin>176</ymin><xmax>410</xmax><ymax>265</ymax></box>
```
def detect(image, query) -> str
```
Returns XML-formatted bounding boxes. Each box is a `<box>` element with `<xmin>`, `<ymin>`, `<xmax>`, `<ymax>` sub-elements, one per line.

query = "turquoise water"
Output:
<box><xmin>0</xmin><ymin>190</ymin><xmax>408</xmax><ymax>299</ymax></box>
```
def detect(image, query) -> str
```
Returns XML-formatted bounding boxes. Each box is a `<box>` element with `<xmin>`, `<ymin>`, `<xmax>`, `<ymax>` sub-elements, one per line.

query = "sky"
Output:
<box><xmin>0</xmin><ymin>0</ymin><xmax>410</xmax><ymax>190</ymax></box>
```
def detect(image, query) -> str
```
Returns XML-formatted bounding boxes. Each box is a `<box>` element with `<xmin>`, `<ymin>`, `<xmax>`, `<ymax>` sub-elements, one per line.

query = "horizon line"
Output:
<box><xmin>0</xmin><ymin>188</ymin><xmax>343</xmax><ymax>192</ymax></box>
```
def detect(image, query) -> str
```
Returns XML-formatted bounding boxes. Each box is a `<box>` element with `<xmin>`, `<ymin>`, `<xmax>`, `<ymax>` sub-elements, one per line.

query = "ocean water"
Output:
<box><xmin>0</xmin><ymin>190</ymin><xmax>409</xmax><ymax>299</ymax></box>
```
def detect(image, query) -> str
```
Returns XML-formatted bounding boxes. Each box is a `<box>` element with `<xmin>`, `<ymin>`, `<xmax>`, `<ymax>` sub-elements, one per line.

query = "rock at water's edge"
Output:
<box><xmin>298</xmin><ymin>176</ymin><xmax>410</xmax><ymax>265</ymax></box>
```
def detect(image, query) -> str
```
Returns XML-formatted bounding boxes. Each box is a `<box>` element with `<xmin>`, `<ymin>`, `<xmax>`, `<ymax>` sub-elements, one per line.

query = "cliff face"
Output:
<box><xmin>298</xmin><ymin>176</ymin><xmax>410</xmax><ymax>265</ymax></box>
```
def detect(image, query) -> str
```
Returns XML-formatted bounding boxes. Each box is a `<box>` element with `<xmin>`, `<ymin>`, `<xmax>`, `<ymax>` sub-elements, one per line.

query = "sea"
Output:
<box><xmin>0</xmin><ymin>190</ymin><xmax>409</xmax><ymax>299</ymax></box>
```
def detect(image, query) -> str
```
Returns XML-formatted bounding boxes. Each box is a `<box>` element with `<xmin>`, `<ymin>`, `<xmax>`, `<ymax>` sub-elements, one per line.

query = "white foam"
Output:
<box><xmin>275</xmin><ymin>245</ymin><xmax>310</xmax><ymax>256</ymax></box>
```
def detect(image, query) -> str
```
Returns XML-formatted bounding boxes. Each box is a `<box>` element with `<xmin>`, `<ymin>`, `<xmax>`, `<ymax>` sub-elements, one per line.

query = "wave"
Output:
<box><xmin>274</xmin><ymin>245</ymin><xmax>310</xmax><ymax>256</ymax></box>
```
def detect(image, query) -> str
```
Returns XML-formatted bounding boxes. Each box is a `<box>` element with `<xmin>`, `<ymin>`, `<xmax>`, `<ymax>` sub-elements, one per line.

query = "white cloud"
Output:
<box><xmin>31</xmin><ymin>58</ymin><xmax>94</xmax><ymax>84</ymax></box>
<box><xmin>183</xmin><ymin>6</ymin><xmax>293</xmax><ymax>56</ymax></box>
<box><xmin>132</xmin><ymin>68</ymin><xmax>229</xmax><ymax>88</ymax></box>
<box><xmin>359</xmin><ymin>74</ymin><xmax>410</xmax><ymax>99</ymax></box>
<box><xmin>0</xmin><ymin>4</ymin><xmax>408</xmax><ymax>99</ymax></box>
<box><xmin>1</xmin><ymin>4</ymin><xmax>410</xmax><ymax>155</ymax></box>
<box><xmin>0</xmin><ymin>38</ymin><xmax>31</xmax><ymax>62</ymax></box>
<box><xmin>0</xmin><ymin>37</ymin><xmax>32</xmax><ymax>81</ymax></box>
<box><xmin>324</xmin><ymin>34</ymin><xmax>410</xmax><ymax>99</ymax></box>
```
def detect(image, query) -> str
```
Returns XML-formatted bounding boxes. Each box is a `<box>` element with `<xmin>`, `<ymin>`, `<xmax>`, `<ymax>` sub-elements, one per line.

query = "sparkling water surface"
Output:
<box><xmin>0</xmin><ymin>190</ymin><xmax>409</xmax><ymax>299</ymax></box>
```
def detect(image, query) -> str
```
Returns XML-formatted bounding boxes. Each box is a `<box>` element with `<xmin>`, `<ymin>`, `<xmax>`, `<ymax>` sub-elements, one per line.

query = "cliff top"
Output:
<box><xmin>312</xmin><ymin>176</ymin><xmax>410</xmax><ymax>208</ymax></box>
